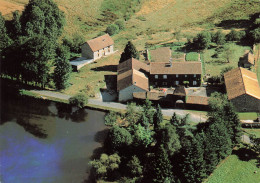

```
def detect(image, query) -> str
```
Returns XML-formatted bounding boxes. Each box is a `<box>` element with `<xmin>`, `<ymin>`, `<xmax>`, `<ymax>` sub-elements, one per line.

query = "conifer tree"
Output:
<box><xmin>119</xmin><ymin>41</ymin><xmax>139</xmax><ymax>63</ymax></box>
<box><xmin>153</xmin><ymin>104</ymin><xmax>163</xmax><ymax>132</ymax></box>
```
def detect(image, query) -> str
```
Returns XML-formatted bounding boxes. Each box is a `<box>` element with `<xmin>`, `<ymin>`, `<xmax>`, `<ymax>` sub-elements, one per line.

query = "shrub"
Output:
<box><xmin>105</xmin><ymin>111</ymin><xmax>118</xmax><ymax>126</ymax></box>
<box><xmin>106</xmin><ymin>24</ymin><xmax>119</xmax><ymax>36</ymax></box>
<box><xmin>69</xmin><ymin>93</ymin><xmax>88</xmax><ymax>108</ymax></box>
<box><xmin>63</xmin><ymin>34</ymin><xmax>85</xmax><ymax>53</ymax></box>
<box><xmin>115</xmin><ymin>20</ymin><xmax>125</xmax><ymax>30</ymax></box>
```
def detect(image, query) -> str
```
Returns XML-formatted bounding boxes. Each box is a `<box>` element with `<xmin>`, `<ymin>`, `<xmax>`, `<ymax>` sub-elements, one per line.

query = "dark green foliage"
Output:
<box><xmin>250</xmin><ymin>27</ymin><xmax>260</xmax><ymax>43</ymax></box>
<box><xmin>115</xmin><ymin>20</ymin><xmax>125</xmax><ymax>30</ymax></box>
<box><xmin>62</xmin><ymin>34</ymin><xmax>85</xmax><ymax>53</ymax></box>
<box><xmin>90</xmin><ymin>153</ymin><xmax>121</xmax><ymax>179</ymax></box>
<box><xmin>126</xmin><ymin>155</ymin><xmax>143</xmax><ymax>177</ymax></box>
<box><xmin>119</xmin><ymin>41</ymin><xmax>140</xmax><ymax>63</ymax></box>
<box><xmin>125</xmin><ymin>102</ymin><xmax>141</xmax><ymax>125</ymax></box>
<box><xmin>106</xmin><ymin>24</ymin><xmax>119</xmax><ymax>36</ymax></box>
<box><xmin>20</xmin><ymin>0</ymin><xmax>65</xmax><ymax>41</ymax></box>
<box><xmin>180</xmin><ymin>134</ymin><xmax>206</xmax><ymax>183</ymax></box>
<box><xmin>69</xmin><ymin>93</ymin><xmax>88</xmax><ymax>108</ymax></box>
<box><xmin>107</xmin><ymin>126</ymin><xmax>133</xmax><ymax>152</ymax></box>
<box><xmin>151</xmin><ymin>145</ymin><xmax>174</xmax><ymax>182</ymax></box>
<box><xmin>142</xmin><ymin>98</ymin><xmax>155</xmax><ymax>125</ymax></box>
<box><xmin>0</xmin><ymin>13</ymin><xmax>12</xmax><ymax>52</ymax></box>
<box><xmin>226</xmin><ymin>29</ymin><xmax>243</xmax><ymax>41</ymax></box>
<box><xmin>193</xmin><ymin>31</ymin><xmax>211</xmax><ymax>50</ymax></box>
<box><xmin>212</xmin><ymin>30</ymin><xmax>226</xmax><ymax>46</ymax></box>
<box><xmin>156</xmin><ymin>124</ymin><xmax>181</xmax><ymax>156</ymax></box>
<box><xmin>19</xmin><ymin>36</ymin><xmax>55</xmax><ymax>86</ymax></box>
<box><xmin>153</xmin><ymin>104</ymin><xmax>163</xmax><ymax>132</ymax></box>
<box><xmin>8</xmin><ymin>11</ymin><xmax>22</xmax><ymax>40</ymax></box>
<box><xmin>132</xmin><ymin>124</ymin><xmax>153</xmax><ymax>147</ymax></box>
<box><xmin>104</xmin><ymin>111</ymin><xmax>119</xmax><ymax>126</ymax></box>
<box><xmin>53</xmin><ymin>46</ymin><xmax>72</xmax><ymax>90</ymax></box>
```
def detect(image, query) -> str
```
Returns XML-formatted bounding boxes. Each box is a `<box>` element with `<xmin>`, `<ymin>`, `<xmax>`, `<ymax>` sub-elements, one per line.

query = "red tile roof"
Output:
<box><xmin>224</xmin><ymin>67</ymin><xmax>260</xmax><ymax>100</ymax></box>
<box><xmin>117</xmin><ymin>58</ymin><xmax>150</xmax><ymax>74</ymax></box>
<box><xmin>186</xmin><ymin>96</ymin><xmax>209</xmax><ymax>105</ymax></box>
<box><xmin>86</xmin><ymin>34</ymin><xmax>114</xmax><ymax>52</ymax></box>
<box><xmin>117</xmin><ymin>69</ymin><xmax>149</xmax><ymax>91</ymax></box>
<box><xmin>150</xmin><ymin>62</ymin><xmax>202</xmax><ymax>75</ymax></box>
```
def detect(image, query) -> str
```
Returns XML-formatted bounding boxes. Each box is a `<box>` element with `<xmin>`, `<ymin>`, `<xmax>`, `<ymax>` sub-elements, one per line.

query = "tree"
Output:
<box><xmin>179</xmin><ymin>134</ymin><xmax>206</xmax><ymax>183</ymax></box>
<box><xmin>133</xmin><ymin>124</ymin><xmax>153</xmax><ymax>147</ymax></box>
<box><xmin>19</xmin><ymin>36</ymin><xmax>55</xmax><ymax>86</ymax></box>
<box><xmin>213</xmin><ymin>30</ymin><xmax>226</xmax><ymax>46</ymax></box>
<box><xmin>20</xmin><ymin>0</ymin><xmax>65</xmax><ymax>41</ymax></box>
<box><xmin>107</xmin><ymin>125</ymin><xmax>133</xmax><ymax>152</ymax></box>
<box><xmin>250</xmin><ymin>27</ymin><xmax>260</xmax><ymax>43</ymax></box>
<box><xmin>90</xmin><ymin>153</ymin><xmax>121</xmax><ymax>179</ymax></box>
<box><xmin>193</xmin><ymin>31</ymin><xmax>211</xmax><ymax>50</ymax></box>
<box><xmin>125</xmin><ymin>102</ymin><xmax>141</xmax><ymax>125</ymax></box>
<box><xmin>221</xmin><ymin>44</ymin><xmax>235</xmax><ymax>63</ymax></box>
<box><xmin>226</xmin><ymin>29</ymin><xmax>240</xmax><ymax>42</ymax></box>
<box><xmin>115</xmin><ymin>20</ymin><xmax>125</xmax><ymax>30</ymax></box>
<box><xmin>53</xmin><ymin>46</ymin><xmax>72</xmax><ymax>90</ymax></box>
<box><xmin>62</xmin><ymin>34</ymin><xmax>85</xmax><ymax>53</ymax></box>
<box><xmin>119</xmin><ymin>41</ymin><xmax>139</xmax><ymax>63</ymax></box>
<box><xmin>9</xmin><ymin>11</ymin><xmax>22</xmax><ymax>40</ymax></box>
<box><xmin>142</xmin><ymin>98</ymin><xmax>155</xmax><ymax>125</ymax></box>
<box><xmin>156</xmin><ymin>124</ymin><xmax>181</xmax><ymax>156</ymax></box>
<box><xmin>151</xmin><ymin>145</ymin><xmax>174</xmax><ymax>182</ymax></box>
<box><xmin>126</xmin><ymin>155</ymin><xmax>143</xmax><ymax>177</ymax></box>
<box><xmin>0</xmin><ymin>13</ymin><xmax>12</xmax><ymax>53</ymax></box>
<box><xmin>104</xmin><ymin>111</ymin><xmax>119</xmax><ymax>126</ymax></box>
<box><xmin>106</xmin><ymin>24</ymin><xmax>119</xmax><ymax>36</ymax></box>
<box><xmin>153</xmin><ymin>104</ymin><xmax>163</xmax><ymax>132</ymax></box>
<box><xmin>69</xmin><ymin>93</ymin><xmax>88</xmax><ymax>108</ymax></box>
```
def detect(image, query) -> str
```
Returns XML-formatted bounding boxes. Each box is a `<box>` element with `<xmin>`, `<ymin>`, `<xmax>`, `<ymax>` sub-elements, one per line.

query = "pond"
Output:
<box><xmin>0</xmin><ymin>91</ymin><xmax>107</xmax><ymax>183</ymax></box>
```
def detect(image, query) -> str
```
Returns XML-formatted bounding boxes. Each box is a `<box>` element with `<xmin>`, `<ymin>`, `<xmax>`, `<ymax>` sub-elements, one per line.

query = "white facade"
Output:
<box><xmin>82</xmin><ymin>43</ymin><xmax>114</xmax><ymax>60</ymax></box>
<box><xmin>119</xmin><ymin>85</ymin><xmax>147</xmax><ymax>102</ymax></box>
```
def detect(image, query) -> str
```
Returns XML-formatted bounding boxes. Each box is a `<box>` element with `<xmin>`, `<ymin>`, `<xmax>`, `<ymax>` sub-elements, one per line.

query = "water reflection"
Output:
<box><xmin>0</xmin><ymin>95</ymin><xmax>106</xmax><ymax>183</ymax></box>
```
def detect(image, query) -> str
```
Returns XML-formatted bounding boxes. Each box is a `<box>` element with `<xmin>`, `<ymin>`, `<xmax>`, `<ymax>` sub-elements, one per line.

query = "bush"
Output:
<box><xmin>115</xmin><ymin>20</ymin><xmax>125</xmax><ymax>30</ymax></box>
<box><xmin>105</xmin><ymin>111</ymin><xmax>118</xmax><ymax>126</ymax></box>
<box><xmin>63</xmin><ymin>34</ymin><xmax>85</xmax><ymax>53</ymax></box>
<box><xmin>106</xmin><ymin>24</ymin><xmax>119</xmax><ymax>36</ymax></box>
<box><xmin>69</xmin><ymin>93</ymin><xmax>88</xmax><ymax>108</ymax></box>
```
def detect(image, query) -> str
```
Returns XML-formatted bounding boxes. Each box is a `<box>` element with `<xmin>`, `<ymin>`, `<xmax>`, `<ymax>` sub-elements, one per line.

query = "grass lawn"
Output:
<box><xmin>185</xmin><ymin>52</ymin><xmax>199</xmax><ymax>61</ymax></box>
<box><xmin>63</xmin><ymin>52</ymin><xmax>120</xmax><ymax>97</ymax></box>
<box><xmin>243</xmin><ymin>129</ymin><xmax>260</xmax><ymax>138</ymax></box>
<box><xmin>238</xmin><ymin>112</ymin><xmax>258</xmax><ymax>120</ymax></box>
<box><xmin>204</xmin><ymin>44</ymin><xmax>251</xmax><ymax>76</ymax></box>
<box><xmin>205</xmin><ymin>152</ymin><xmax>260</xmax><ymax>183</ymax></box>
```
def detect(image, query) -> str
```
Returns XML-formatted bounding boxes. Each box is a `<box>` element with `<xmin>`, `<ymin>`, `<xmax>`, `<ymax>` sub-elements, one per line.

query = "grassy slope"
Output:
<box><xmin>205</xmin><ymin>154</ymin><xmax>260</xmax><ymax>183</ymax></box>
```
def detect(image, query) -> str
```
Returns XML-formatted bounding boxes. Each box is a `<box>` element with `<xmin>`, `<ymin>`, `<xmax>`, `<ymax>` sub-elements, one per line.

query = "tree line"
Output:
<box><xmin>0</xmin><ymin>0</ymin><xmax>79</xmax><ymax>90</ymax></box>
<box><xmin>90</xmin><ymin>92</ymin><xmax>242</xmax><ymax>182</ymax></box>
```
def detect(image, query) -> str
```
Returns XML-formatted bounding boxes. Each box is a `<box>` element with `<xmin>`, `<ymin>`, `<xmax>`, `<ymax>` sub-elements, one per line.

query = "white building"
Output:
<box><xmin>81</xmin><ymin>34</ymin><xmax>114</xmax><ymax>60</ymax></box>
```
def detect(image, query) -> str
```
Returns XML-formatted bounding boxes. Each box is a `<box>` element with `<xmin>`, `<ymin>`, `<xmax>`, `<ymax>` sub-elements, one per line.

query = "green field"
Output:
<box><xmin>205</xmin><ymin>153</ymin><xmax>260</xmax><ymax>183</ymax></box>
<box><xmin>238</xmin><ymin>112</ymin><xmax>258</xmax><ymax>120</ymax></box>
<box><xmin>186</xmin><ymin>52</ymin><xmax>199</xmax><ymax>61</ymax></box>
<box><xmin>244</xmin><ymin>129</ymin><xmax>260</xmax><ymax>138</ymax></box>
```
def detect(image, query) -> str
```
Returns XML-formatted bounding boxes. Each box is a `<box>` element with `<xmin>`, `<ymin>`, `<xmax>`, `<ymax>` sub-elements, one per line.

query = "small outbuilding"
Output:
<box><xmin>81</xmin><ymin>34</ymin><xmax>114</xmax><ymax>60</ymax></box>
<box><xmin>224</xmin><ymin>67</ymin><xmax>260</xmax><ymax>112</ymax></box>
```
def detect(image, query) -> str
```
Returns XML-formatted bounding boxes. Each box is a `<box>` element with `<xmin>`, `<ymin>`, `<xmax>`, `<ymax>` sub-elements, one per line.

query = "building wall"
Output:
<box><xmin>149</xmin><ymin>74</ymin><xmax>201</xmax><ymax>87</ymax></box>
<box><xmin>231</xmin><ymin>94</ymin><xmax>260</xmax><ymax>112</ymax></box>
<box><xmin>93</xmin><ymin>45</ymin><xmax>114</xmax><ymax>60</ymax></box>
<box><xmin>82</xmin><ymin>43</ymin><xmax>94</xmax><ymax>59</ymax></box>
<box><xmin>119</xmin><ymin>85</ymin><xmax>147</xmax><ymax>102</ymax></box>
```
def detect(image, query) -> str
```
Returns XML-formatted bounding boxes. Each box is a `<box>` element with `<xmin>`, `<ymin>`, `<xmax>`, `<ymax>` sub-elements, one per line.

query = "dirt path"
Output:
<box><xmin>30</xmin><ymin>90</ymin><xmax>207</xmax><ymax>123</ymax></box>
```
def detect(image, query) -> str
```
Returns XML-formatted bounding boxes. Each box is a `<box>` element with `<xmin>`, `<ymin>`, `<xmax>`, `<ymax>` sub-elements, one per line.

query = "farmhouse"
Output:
<box><xmin>117</xmin><ymin>58</ymin><xmax>149</xmax><ymax>102</ymax></box>
<box><xmin>149</xmin><ymin>62</ymin><xmax>202</xmax><ymax>87</ymax></box>
<box><xmin>224</xmin><ymin>67</ymin><xmax>260</xmax><ymax>112</ymax></box>
<box><xmin>81</xmin><ymin>34</ymin><xmax>114</xmax><ymax>60</ymax></box>
<box><xmin>238</xmin><ymin>50</ymin><xmax>255</xmax><ymax>68</ymax></box>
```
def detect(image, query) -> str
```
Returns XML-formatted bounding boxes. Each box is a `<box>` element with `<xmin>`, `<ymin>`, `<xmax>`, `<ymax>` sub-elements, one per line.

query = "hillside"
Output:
<box><xmin>2</xmin><ymin>0</ymin><xmax>260</xmax><ymax>51</ymax></box>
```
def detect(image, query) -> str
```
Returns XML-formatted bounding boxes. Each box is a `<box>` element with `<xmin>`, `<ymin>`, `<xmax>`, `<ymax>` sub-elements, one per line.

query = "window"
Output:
<box><xmin>175</xmin><ymin>81</ymin><xmax>179</xmax><ymax>85</ymax></box>
<box><xmin>185</xmin><ymin>75</ymin><xmax>187</xmax><ymax>77</ymax></box>
<box><xmin>163</xmin><ymin>82</ymin><xmax>167</xmax><ymax>86</ymax></box>
<box><xmin>155</xmin><ymin>75</ymin><xmax>158</xmax><ymax>79</ymax></box>
<box><xmin>194</xmin><ymin>74</ymin><xmax>196</xmax><ymax>77</ymax></box>
<box><xmin>193</xmin><ymin>81</ymin><xmax>197</xmax><ymax>86</ymax></box>
<box><xmin>176</xmin><ymin>74</ymin><xmax>179</xmax><ymax>78</ymax></box>
<box><xmin>163</xmin><ymin>75</ymin><xmax>167</xmax><ymax>79</ymax></box>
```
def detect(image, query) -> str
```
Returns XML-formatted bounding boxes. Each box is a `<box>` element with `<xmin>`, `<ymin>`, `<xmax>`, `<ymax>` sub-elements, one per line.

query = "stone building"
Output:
<box><xmin>224</xmin><ymin>67</ymin><xmax>260</xmax><ymax>112</ymax></box>
<box><xmin>149</xmin><ymin>62</ymin><xmax>202</xmax><ymax>87</ymax></box>
<box><xmin>81</xmin><ymin>34</ymin><xmax>114</xmax><ymax>60</ymax></box>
